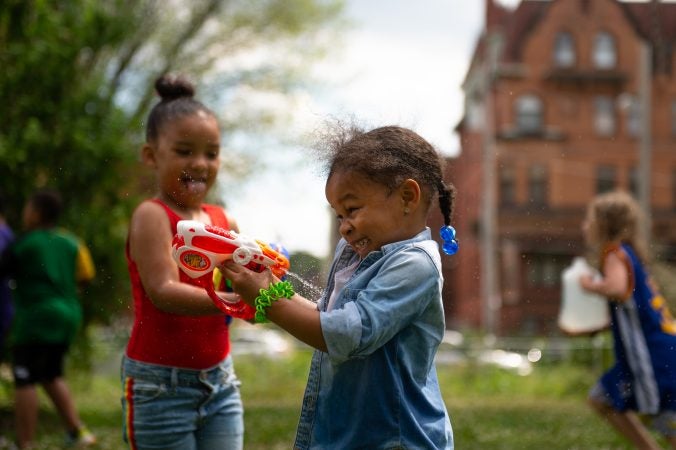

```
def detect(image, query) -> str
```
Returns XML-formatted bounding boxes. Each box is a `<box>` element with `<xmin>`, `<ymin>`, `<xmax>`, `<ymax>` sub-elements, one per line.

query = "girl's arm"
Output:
<box><xmin>580</xmin><ymin>250</ymin><xmax>630</xmax><ymax>301</ymax></box>
<box><xmin>129</xmin><ymin>201</ymin><xmax>238</xmax><ymax>315</ymax></box>
<box><xmin>220</xmin><ymin>261</ymin><xmax>327</xmax><ymax>352</ymax></box>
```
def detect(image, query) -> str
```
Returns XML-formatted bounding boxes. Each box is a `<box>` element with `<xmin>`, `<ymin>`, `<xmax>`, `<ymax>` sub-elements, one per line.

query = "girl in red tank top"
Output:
<box><xmin>125</xmin><ymin>199</ymin><xmax>232</xmax><ymax>368</ymax></box>
<box><xmin>121</xmin><ymin>75</ymin><xmax>244</xmax><ymax>450</ymax></box>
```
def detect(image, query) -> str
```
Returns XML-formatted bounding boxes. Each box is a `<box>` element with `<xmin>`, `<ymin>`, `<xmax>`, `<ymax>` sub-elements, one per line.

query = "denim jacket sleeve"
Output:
<box><xmin>320</xmin><ymin>243</ymin><xmax>442</xmax><ymax>364</ymax></box>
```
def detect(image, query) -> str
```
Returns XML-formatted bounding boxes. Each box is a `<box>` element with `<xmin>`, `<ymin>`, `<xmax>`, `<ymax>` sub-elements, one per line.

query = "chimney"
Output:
<box><xmin>486</xmin><ymin>0</ymin><xmax>501</xmax><ymax>31</ymax></box>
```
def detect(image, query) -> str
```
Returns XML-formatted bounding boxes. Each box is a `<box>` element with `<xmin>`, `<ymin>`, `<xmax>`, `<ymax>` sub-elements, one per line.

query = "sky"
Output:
<box><xmin>223</xmin><ymin>0</ymin><xmax>521</xmax><ymax>258</ymax></box>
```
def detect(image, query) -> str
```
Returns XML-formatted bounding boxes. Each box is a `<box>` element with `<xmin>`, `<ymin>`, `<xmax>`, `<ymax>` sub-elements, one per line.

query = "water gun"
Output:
<box><xmin>171</xmin><ymin>220</ymin><xmax>290</xmax><ymax>319</ymax></box>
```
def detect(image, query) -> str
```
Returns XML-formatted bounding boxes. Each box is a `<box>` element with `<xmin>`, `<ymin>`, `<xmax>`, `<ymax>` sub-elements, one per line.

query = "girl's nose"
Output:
<box><xmin>190</xmin><ymin>154</ymin><xmax>209</xmax><ymax>170</ymax></box>
<box><xmin>339</xmin><ymin>219</ymin><xmax>353</xmax><ymax>237</ymax></box>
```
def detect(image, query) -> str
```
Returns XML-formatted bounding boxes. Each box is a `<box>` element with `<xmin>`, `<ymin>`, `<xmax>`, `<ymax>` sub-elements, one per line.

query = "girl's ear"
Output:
<box><xmin>141</xmin><ymin>143</ymin><xmax>157</xmax><ymax>168</ymax></box>
<box><xmin>399</xmin><ymin>178</ymin><xmax>421</xmax><ymax>210</ymax></box>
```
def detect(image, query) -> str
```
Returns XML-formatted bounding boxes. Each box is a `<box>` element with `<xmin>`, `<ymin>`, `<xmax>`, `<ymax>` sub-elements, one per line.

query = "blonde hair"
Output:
<box><xmin>586</xmin><ymin>190</ymin><xmax>648</xmax><ymax>262</ymax></box>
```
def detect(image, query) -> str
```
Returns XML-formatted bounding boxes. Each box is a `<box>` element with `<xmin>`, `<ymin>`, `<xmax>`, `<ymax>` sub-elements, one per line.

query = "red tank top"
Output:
<box><xmin>125</xmin><ymin>199</ymin><xmax>231</xmax><ymax>368</ymax></box>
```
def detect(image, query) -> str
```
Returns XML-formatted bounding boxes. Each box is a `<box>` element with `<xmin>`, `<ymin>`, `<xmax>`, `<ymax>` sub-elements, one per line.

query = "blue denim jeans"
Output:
<box><xmin>121</xmin><ymin>355</ymin><xmax>243</xmax><ymax>450</ymax></box>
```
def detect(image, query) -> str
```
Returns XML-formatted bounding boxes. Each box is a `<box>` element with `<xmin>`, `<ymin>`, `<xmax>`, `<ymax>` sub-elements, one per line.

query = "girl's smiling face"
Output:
<box><xmin>144</xmin><ymin>111</ymin><xmax>221</xmax><ymax>210</ymax></box>
<box><xmin>325</xmin><ymin>170</ymin><xmax>421</xmax><ymax>258</ymax></box>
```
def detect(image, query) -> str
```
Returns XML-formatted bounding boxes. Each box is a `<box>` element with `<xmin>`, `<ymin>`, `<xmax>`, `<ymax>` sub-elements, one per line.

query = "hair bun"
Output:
<box><xmin>155</xmin><ymin>74</ymin><xmax>195</xmax><ymax>101</ymax></box>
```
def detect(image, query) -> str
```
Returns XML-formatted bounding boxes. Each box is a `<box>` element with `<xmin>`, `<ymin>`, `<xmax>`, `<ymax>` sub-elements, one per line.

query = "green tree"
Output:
<box><xmin>0</xmin><ymin>0</ymin><xmax>345</xmax><ymax>325</ymax></box>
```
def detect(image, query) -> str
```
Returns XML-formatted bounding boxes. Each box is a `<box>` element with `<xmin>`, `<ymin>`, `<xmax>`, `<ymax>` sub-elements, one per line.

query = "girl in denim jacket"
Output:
<box><xmin>223</xmin><ymin>125</ymin><xmax>456</xmax><ymax>449</ymax></box>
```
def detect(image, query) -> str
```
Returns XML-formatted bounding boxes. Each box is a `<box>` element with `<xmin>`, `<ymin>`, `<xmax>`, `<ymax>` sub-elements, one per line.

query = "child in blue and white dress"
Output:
<box><xmin>580</xmin><ymin>190</ymin><xmax>676</xmax><ymax>450</ymax></box>
<box><xmin>222</xmin><ymin>125</ymin><xmax>456</xmax><ymax>449</ymax></box>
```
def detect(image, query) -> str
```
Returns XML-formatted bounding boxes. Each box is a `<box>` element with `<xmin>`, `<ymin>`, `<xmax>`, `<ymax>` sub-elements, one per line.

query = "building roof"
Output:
<box><xmin>498</xmin><ymin>1</ymin><xmax>548</xmax><ymax>64</ymax></box>
<box><xmin>472</xmin><ymin>0</ymin><xmax>676</xmax><ymax>74</ymax></box>
<box><xmin>620</xmin><ymin>1</ymin><xmax>676</xmax><ymax>73</ymax></box>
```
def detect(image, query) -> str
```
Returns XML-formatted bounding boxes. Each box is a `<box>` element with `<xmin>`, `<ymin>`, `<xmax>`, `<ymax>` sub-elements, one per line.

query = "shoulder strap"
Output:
<box><xmin>202</xmin><ymin>204</ymin><xmax>229</xmax><ymax>229</ymax></box>
<box><xmin>146</xmin><ymin>198</ymin><xmax>227</xmax><ymax>230</ymax></box>
<box><xmin>149</xmin><ymin>198</ymin><xmax>181</xmax><ymax>229</ymax></box>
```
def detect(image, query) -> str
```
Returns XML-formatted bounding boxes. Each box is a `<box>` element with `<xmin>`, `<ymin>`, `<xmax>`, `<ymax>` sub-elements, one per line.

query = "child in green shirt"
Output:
<box><xmin>3</xmin><ymin>190</ymin><xmax>96</xmax><ymax>449</ymax></box>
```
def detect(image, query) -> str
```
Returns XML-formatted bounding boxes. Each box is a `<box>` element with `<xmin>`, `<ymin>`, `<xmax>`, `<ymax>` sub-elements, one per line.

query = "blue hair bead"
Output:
<box><xmin>439</xmin><ymin>225</ymin><xmax>458</xmax><ymax>255</ymax></box>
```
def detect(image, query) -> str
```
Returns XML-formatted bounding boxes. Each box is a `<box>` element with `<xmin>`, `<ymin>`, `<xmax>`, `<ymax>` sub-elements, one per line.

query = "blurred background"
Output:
<box><xmin>2</xmin><ymin>0</ymin><xmax>676</xmax><ymax>447</ymax></box>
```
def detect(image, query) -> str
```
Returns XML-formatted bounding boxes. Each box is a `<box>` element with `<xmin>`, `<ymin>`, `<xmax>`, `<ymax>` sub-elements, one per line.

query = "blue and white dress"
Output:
<box><xmin>599</xmin><ymin>242</ymin><xmax>676</xmax><ymax>415</ymax></box>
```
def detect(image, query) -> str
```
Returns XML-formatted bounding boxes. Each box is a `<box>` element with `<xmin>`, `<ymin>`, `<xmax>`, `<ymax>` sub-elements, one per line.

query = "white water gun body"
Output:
<box><xmin>171</xmin><ymin>220</ymin><xmax>290</xmax><ymax>319</ymax></box>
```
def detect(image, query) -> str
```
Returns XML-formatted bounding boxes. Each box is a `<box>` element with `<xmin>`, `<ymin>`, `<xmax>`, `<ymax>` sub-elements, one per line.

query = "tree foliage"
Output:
<box><xmin>0</xmin><ymin>0</ymin><xmax>345</xmax><ymax>323</ymax></box>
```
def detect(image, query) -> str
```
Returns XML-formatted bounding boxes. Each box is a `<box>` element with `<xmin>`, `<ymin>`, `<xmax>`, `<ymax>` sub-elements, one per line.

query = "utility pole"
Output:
<box><xmin>637</xmin><ymin>41</ymin><xmax>652</xmax><ymax>243</ymax></box>
<box><xmin>481</xmin><ymin>32</ymin><xmax>500</xmax><ymax>338</ymax></box>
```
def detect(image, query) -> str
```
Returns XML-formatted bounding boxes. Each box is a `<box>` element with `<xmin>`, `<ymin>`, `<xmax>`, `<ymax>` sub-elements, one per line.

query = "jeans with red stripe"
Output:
<box><xmin>121</xmin><ymin>355</ymin><xmax>243</xmax><ymax>450</ymax></box>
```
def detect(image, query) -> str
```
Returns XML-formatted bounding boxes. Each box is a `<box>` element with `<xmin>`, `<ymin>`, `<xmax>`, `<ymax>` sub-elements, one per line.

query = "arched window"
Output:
<box><xmin>553</xmin><ymin>31</ymin><xmax>576</xmax><ymax>68</ymax></box>
<box><xmin>515</xmin><ymin>95</ymin><xmax>543</xmax><ymax>134</ymax></box>
<box><xmin>593</xmin><ymin>31</ymin><xmax>616</xmax><ymax>69</ymax></box>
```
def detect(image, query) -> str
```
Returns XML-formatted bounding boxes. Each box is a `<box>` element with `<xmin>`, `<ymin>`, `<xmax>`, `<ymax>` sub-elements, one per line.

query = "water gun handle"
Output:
<box><xmin>195</xmin><ymin>273</ymin><xmax>255</xmax><ymax>318</ymax></box>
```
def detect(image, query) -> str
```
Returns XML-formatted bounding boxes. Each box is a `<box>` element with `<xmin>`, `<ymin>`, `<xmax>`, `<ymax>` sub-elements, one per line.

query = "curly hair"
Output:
<box><xmin>587</xmin><ymin>190</ymin><xmax>648</xmax><ymax>262</ymax></box>
<box><xmin>318</xmin><ymin>124</ymin><xmax>456</xmax><ymax>226</ymax></box>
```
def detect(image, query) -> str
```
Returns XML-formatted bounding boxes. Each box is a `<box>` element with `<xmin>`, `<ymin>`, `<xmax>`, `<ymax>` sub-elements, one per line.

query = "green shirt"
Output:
<box><xmin>9</xmin><ymin>228</ymin><xmax>95</xmax><ymax>345</ymax></box>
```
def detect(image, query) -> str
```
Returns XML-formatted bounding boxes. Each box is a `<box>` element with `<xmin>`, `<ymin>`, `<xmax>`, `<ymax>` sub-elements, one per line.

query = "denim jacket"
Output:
<box><xmin>294</xmin><ymin>228</ymin><xmax>454</xmax><ymax>450</ymax></box>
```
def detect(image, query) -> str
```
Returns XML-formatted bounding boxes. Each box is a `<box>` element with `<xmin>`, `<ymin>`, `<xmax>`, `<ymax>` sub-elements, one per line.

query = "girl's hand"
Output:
<box><xmin>219</xmin><ymin>261</ymin><xmax>277</xmax><ymax>306</ymax></box>
<box><xmin>222</xmin><ymin>262</ymin><xmax>328</xmax><ymax>352</ymax></box>
<box><xmin>579</xmin><ymin>273</ymin><xmax>596</xmax><ymax>292</ymax></box>
<box><xmin>579</xmin><ymin>251</ymin><xmax>629</xmax><ymax>301</ymax></box>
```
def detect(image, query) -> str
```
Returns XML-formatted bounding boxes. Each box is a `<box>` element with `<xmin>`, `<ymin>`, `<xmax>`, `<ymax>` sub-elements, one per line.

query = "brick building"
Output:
<box><xmin>431</xmin><ymin>0</ymin><xmax>676</xmax><ymax>335</ymax></box>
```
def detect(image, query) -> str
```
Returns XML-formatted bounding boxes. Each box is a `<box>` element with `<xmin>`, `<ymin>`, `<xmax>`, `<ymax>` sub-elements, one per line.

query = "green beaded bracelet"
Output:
<box><xmin>254</xmin><ymin>280</ymin><xmax>295</xmax><ymax>323</ymax></box>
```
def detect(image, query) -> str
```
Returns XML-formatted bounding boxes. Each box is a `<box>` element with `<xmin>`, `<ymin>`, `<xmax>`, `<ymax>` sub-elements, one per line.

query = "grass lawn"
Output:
<box><xmin>0</xmin><ymin>329</ymin><xmax>653</xmax><ymax>449</ymax></box>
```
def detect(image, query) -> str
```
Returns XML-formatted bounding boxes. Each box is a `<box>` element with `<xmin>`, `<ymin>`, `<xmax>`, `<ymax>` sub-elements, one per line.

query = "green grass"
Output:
<box><xmin>442</xmin><ymin>366</ymin><xmax>624</xmax><ymax>449</ymax></box>
<box><xmin>0</xmin><ymin>339</ymin><xmax>658</xmax><ymax>449</ymax></box>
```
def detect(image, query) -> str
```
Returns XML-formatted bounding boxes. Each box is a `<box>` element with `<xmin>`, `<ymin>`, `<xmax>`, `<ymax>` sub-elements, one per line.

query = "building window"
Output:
<box><xmin>466</xmin><ymin>98</ymin><xmax>484</xmax><ymax>132</ymax></box>
<box><xmin>629</xmin><ymin>166</ymin><xmax>638</xmax><ymax>197</ymax></box>
<box><xmin>618</xmin><ymin>93</ymin><xmax>641</xmax><ymax>138</ymax></box>
<box><xmin>528</xmin><ymin>165</ymin><xmax>547</xmax><ymax>206</ymax></box>
<box><xmin>593</xmin><ymin>31</ymin><xmax>617</xmax><ymax>69</ymax></box>
<box><xmin>516</xmin><ymin>95</ymin><xmax>543</xmax><ymax>134</ymax></box>
<box><xmin>541</xmin><ymin>258</ymin><xmax>558</xmax><ymax>287</ymax></box>
<box><xmin>627</xmin><ymin>96</ymin><xmax>641</xmax><ymax>138</ymax></box>
<box><xmin>596</xmin><ymin>165</ymin><xmax>616</xmax><ymax>193</ymax></box>
<box><xmin>553</xmin><ymin>31</ymin><xmax>576</xmax><ymax>68</ymax></box>
<box><xmin>500</xmin><ymin>166</ymin><xmax>516</xmax><ymax>206</ymax></box>
<box><xmin>526</xmin><ymin>254</ymin><xmax>564</xmax><ymax>287</ymax></box>
<box><xmin>594</xmin><ymin>96</ymin><xmax>615</xmax><ymax>136</ymax></box>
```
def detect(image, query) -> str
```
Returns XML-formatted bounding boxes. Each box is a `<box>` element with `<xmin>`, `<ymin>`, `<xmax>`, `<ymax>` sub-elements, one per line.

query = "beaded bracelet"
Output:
<box><xmin>254</xmin><ymin>280</ymin><xmax>295</xmax><ymax>324</ymax></box>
